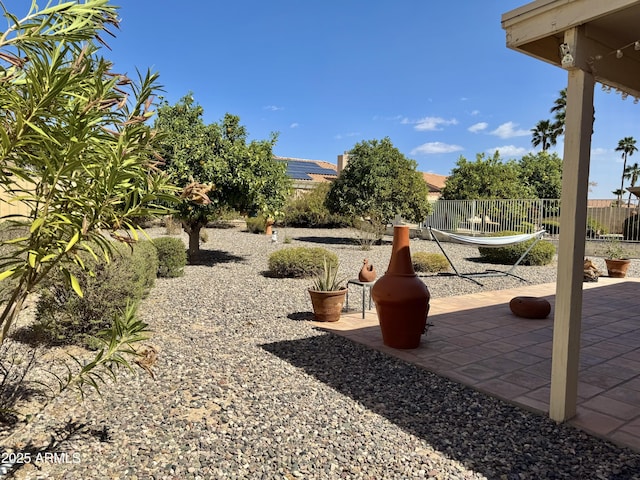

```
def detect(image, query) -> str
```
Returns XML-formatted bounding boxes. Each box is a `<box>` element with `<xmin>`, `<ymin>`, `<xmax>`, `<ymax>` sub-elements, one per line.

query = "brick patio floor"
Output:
<box><xmin>312</xmin><ymin>277</ymin><xmax>640</xmax><ymax>452</ymax></box>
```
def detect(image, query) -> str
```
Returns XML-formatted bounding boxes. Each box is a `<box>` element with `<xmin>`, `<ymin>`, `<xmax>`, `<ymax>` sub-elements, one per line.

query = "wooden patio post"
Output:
<box><xmin>550</xmin><ymin>31</ymin><xmax>595</xmax><ymax>421</ymax></box>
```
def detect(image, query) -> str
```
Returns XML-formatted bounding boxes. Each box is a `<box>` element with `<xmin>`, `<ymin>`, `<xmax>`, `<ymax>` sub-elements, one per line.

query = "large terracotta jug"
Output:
<box><xmin>371</xmin><ymin>225</ymin><xmax>430</xmax><ymax>349</ymax></box>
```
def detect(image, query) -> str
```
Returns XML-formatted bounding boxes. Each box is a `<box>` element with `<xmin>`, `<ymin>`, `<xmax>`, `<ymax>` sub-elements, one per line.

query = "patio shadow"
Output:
<box><xmin>261</xmin><ymin>331</ymin><xmax>640</xmax><ymax>478</ymax></box>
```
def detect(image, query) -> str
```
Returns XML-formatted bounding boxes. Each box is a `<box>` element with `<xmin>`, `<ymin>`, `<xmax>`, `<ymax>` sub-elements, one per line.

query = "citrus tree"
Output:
<box><xmin>154</xmin><ymin>95</ymin><xmax>291</xmax><ymax>260</ymax></box>
<box><xmin>325</xmin><ymin>137</ymin><xmax>430</xmax><ymax>226</ymax></box>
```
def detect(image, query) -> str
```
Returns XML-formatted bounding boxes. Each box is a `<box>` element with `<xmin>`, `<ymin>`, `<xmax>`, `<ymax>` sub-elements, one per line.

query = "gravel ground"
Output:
<box><xmin>2</xmin><ymin>225</ymin><xmax>640</xmax><ymax>480</ymax></box>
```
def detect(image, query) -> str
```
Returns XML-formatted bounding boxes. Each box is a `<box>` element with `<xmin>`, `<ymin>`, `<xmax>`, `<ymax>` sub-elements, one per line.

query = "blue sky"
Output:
<box><xmin>9</xmin><ymin>1</ymin><xmax>640</xmax><ymax>199</ymax></box>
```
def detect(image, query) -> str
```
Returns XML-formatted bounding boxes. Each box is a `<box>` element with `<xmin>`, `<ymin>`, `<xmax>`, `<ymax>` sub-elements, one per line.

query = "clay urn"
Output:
<box><xmin>371</xmin><ymin>225</ymin><xmax>430</xmax><ymax>349</ymax></box>
<box><xmin>358</xmin><ymin>259</ymin><xmax>377</xmax><ymax>282</ymax></box>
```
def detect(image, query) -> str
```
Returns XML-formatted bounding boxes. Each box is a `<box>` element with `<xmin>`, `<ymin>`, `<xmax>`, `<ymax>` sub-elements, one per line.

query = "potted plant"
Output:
<box><xmin>601</xmin><ymin>238</ymin><xmax>632</xmax><ymax>278</ymax></box>
<box><xmin>308</xmin><ymin>258</ymin><xmax>347</xmax><ymax>322</ymax></box>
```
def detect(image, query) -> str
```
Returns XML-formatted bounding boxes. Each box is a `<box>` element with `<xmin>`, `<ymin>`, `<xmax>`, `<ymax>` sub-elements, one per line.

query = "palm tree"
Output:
<box><xmin>550</xmin><ymin>88</ymin><xmax>566</xmax><ymax>135</ymax></box>
<box><xmin>624</xmin><ymin>162</ymin><xmax>640</xmax><ymax>207</ymax></box>
<box><xmin>531</xmin><ymin>119</ymin><xmax>557</xmax><ymax>151</ymax></box>
<box><xmin>612</xmin><ymin>189</ymin><xmax>625</xmax><ymax>206</ymax></box>
<box><xmin>615</xmin><ymin>136</ymin><xmax>638</xmax><ymax>206</ymax></box>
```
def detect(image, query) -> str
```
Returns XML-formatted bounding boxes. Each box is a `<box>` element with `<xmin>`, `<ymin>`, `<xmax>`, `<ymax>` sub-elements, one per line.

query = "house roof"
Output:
<box><xmin>275</xmin><ymin>156</ymin><xmax>337</xmax><ymax>183</ymax></box>
<box><xmin>422</xmin><ymin>172</ymin><xmax>448</xmax><ymax>192</ymax></box>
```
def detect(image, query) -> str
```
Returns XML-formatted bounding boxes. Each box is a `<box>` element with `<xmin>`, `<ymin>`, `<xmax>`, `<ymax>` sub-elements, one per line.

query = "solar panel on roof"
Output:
<box><xmin>279</xmin><ymin>160</ymin><xmax>336</xmax><ymax>181</ymax></box>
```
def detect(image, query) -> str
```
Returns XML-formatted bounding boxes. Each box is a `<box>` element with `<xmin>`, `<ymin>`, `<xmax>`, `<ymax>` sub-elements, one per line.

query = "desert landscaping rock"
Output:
<box><xmin>2</xmin><ymin>226</ymin><xmax>640</xmax><ymax>479</ymax></box>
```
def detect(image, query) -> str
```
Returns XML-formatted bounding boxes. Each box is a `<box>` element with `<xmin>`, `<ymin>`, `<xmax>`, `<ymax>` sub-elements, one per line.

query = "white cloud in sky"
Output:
<box><xmin>470</xmin><ymin>110</ymin><xmax>480</xmax><ymax>116</ymax></box>
<box><xmin>264</xmin><ymin>105</ymin><xmax>283</xmax><ymax>111</ymax></box>
<box><xmin>488</xmin><ymin>145</ymin><xmax>529</xmax><ymax>157</ymax></box>
<box><xmin>373</xmin><ymin>114</ymin><xmax>403</xmax><ymax>121</ymax></box>
<box><xmin>468</xmin><ymin>122</ymin><xmax>488</xmax><ymax>133</ymax></box>
<box><xmin>411</xmin><ymin>142</ymin><xmax>464</xmax><ymax>155</ymax></box>
<box><xmin>335</xmin><ymin>132</ymin><xmax>360</xmax><ymax>140</ymax></box>
<box><xmin>413</xmin><ymin>116</ymin><xmax>458</xmax><ymax>131</ymax></box>
<box><xmin>490</xmin><ymin>121</ymin><xmax>530</xmax><ymax>139</ymax></box>
<box><xmin>290</xmin><ymin>122</ymin><xmax>299</xmax><ymax>128</ymax></box>
<box><xmin>591</xmin><ymin>147</ymin><xmax>609</xmax><ymax>156</ymax></box>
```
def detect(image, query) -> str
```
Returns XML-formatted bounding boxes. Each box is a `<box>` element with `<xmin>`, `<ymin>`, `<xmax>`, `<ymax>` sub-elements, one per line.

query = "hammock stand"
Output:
<box><xmin>428</xmin><ymin>227</ymin><xmax>547</xmax><ymax>286</ymax></box>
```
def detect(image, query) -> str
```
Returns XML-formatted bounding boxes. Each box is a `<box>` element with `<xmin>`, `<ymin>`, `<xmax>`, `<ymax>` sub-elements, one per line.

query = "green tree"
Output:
<box><xmin>518</xmin><ymin>151</ymin><xmax>562</xmax><ymax>199</ymax></box>
<box><xmin>531</xmin><ymin>119</ymin><xmax>558</xmax><ymax>151</ymax></box>
<box><xmin>325</xmin><ymin>138</ymin><xmax>430</xmax><ymax>225</ymax></box>
<box><xmin>441</xmin><ymin>152</ymin><xmax>534</xmax><ymax>200</ymax></box>
<box><xmin>615</xmin><ymin>136</ymin><xmax>638</xmax><ymax>206</ymax></box>
<box><xmin>154</xmin><ymin>96</ymin><xmax>291</xmax><ymax>260</ymax></box>
<box><xmin>624</xmin><ymin>162</ymin><xmax>640</xmax><ymax>207</ymax></box>
<box><xmin>0</xmin><ymin>1</ymin><xmax>173</xmax><ymax>344</ymax></box>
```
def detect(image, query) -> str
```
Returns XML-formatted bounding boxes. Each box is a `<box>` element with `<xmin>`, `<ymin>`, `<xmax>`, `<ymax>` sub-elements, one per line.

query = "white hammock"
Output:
<box><xmin>428</xmin><ymin>227</ymin><xmax>547</xmax><ymax>286</ymax></box>
<box><xmin>430</xmin><ymin>228</ymin><xmax>546</xmax><ymax>247</ymax></box>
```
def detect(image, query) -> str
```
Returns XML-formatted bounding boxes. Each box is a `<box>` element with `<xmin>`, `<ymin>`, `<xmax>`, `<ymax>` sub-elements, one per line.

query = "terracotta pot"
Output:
<box><xmin>308</xmin><ymin>288</ymin><xmax>347</xmax><ymax>322</ymax></box>
<box><xmin>358</xmin><ymin>259</ymin><xmax>377</xmax><ymax>282</ymax></box>
<box><xmin>605</xmin><ymin>258</ymin><xmax>631</xmax><ymax>278</ymax></box>
<box><xmin>509</xmin><ymin>296</ymin><xmax>551</xmax><ymax>319</ymax></box>
<box><xmin>265</xmin><ymin>218</ymin><xmax>275</xmax><ymax>236</ymax></box>
<box><xmin>371</xmin><ymin>225</ymin><xmax>430</xmax><ymax>349</ymax></box>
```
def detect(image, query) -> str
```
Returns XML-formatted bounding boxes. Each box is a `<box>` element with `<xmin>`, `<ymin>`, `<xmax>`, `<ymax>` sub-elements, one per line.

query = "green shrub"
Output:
<box><xmin>245</xmin><ymin>215</ymin><xmax>266</xmax><ymax>234</ymax></box>
<box><xmin>587</xmin><ymin>217</ymin><xmax>608</xmax><ymax>238</ymax></box>
<box><xmin>34</xmin><ymin>240</ymin><xmax>158</xmax><ymax>347</ymax></box>
<box><xmin>412</xmin><ymin>252</ymin><xmax>450</xmax><ymax>273</ymax></box>
<box><xmin>164</xmin><ymin>215</ymin><xmax>182</xmax><ymax>235</ymax></box>
<box><xmin>268</xmin><ymin>247</ymin><xmax>338</xmax><ymax>278</ymax></box>
<box><xmin>518</xmin><ymin>221</ymin><xmax>536</xmax><ymax>233</ymax></box>
<box><xmin>541</xmin><ymin>220</ymin><xmax>560</xmax><ymax>235</ymax></box>
<box><xmin>478</xmin><ymin>231</ymin><xmax>556</xmax><ymax>266</ymax></box>
<box><xmin>153</xmin><ymin>236</ymin><xmax>187</xmax><ymax>278</ymax></box>
<box><xmin>282</xmin><ymin>183</ymin><xmax>351</xmax><ymax>228</ymax></box>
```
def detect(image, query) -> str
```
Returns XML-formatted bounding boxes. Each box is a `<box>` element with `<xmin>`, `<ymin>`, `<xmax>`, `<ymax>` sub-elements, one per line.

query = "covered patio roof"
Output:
<box><xmin>502</xmin><ymin>0</ymin><xmax>640</xmax><ymax>423</ymax></box>
<box><xmin>503</xmin><ymin>0</ymin><xmax>640</xmax><ymax>97</ymax></box>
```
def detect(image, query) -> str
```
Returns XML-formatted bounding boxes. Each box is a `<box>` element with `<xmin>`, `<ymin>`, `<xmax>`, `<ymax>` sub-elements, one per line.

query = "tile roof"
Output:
<box><xmin>422</xmin><ymin>172</ymin><xmax>448</xmax><ymax>192</ymax></box>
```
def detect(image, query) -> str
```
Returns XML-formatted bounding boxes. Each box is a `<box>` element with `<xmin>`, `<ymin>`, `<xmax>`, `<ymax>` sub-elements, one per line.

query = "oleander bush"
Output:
<box><xmin>412</xmin><ymin>252</ymin><xmax>450</xmax><ymax>273</ymax></box>
<box><xmin>268</xmin><ymin>247</ymin><xmax>338</xmax><ymax>278</ymax></box>
<box><xmin>34</xmin><ymin>241</ymin><xmax>158</xmax><ymax>347</ymax></box>
<box><xmin>153</xmin><ymin>237</ymin><xmax>187</xmax><ymax>278</ymax></box>
<box><xmin>478</xmin><ymin>231</ymin><xmax>555</xmax><ymax>266</ymax></box>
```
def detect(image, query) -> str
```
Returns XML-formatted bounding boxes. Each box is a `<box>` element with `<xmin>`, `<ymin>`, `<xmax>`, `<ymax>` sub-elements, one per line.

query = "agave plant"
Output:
<box><xmin>311</xmin><ymin>257</ymin><xmax>345</xmax><ymax>291</ymax></box>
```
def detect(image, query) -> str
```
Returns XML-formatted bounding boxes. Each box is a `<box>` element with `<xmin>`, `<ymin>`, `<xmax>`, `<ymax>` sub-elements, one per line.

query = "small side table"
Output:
<box><xmin>346</xmin><ymin>279</ymin><xmax>376</xmax><ymax>319</ymax></box>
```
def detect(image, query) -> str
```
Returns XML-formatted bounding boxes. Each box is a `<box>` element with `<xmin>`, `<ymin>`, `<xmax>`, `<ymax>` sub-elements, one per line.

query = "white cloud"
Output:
<box><xmin>468</xmin><ymin>122</ymin><xmax>488</xmax><ymax>133</ymax></box>
<box><xmin>591</xmin><ymin>147</ymin><xmax>609</xmax><ymax>156</ymax></box>
<box><xmin>373</xmin><ymin>114</ymin><xmax>403</xmax><ymax>122</ymax></box>
<box><xmin>470</xmin><ymin>110</ymin><xmax>480</xmax><ymax>116</ymax></box>
<box><xmin>290</xmin><ymin>122</ymin><xmax>299</xmax><ymax>128</ymax></box>
<box><xmin>413</xmin><ymin>116</ymin><xmax>458</xmax><ymax>131</ymax></box>
<box><xmin>335</xmin><ymin>132</ymin><xmax>360</xmax><ymax>140</ymax></box>
<box><xmin>411</xmin><ymin>142</ymin><xmax>464</xmax><ymax>155</ymax></box>
<box><xmin>490</xmin><ymin>121</ymin><xmax>530</xmax><ymax>139</ymax></box>
<box><xmin>488</xmin><ymin>145</ymin><xmax>529</xmax><ymax>157</ymax></box>
<box><xmin>264</xmin><ymin>105</ymin><xmax>283</xmax><ymax>111</ymax></box>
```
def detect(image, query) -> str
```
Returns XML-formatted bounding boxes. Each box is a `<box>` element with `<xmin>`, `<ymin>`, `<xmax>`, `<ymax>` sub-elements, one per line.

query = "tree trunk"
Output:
<box><xmin>183</xmin><ymin>220</ymin><xmax>205</xmax><ymax>262</ymax></box>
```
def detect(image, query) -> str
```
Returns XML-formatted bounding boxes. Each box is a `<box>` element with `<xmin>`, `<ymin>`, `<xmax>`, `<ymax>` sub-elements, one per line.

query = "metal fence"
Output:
<box><xmin>421</xmin><ymin>199</ymin><xmax>640</xmax><ymax>242</ymax></box>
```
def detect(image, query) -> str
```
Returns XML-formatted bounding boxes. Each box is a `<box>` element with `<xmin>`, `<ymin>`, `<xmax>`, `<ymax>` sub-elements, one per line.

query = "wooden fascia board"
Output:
<box><xmin>502</xmin><ymin>0</ymin><xmax>640</xmax><ymax>48</ymax></box>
